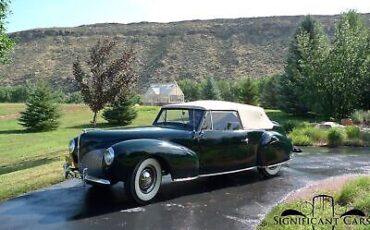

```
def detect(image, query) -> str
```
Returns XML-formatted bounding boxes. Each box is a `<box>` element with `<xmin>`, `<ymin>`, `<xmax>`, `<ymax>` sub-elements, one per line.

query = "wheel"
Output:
<box><xmin>125</xmin><ymin>158</ymin><xmax>162</xmax><ymax>204</ymax></box>
<box><xmin>258</xmin><ymin>165</ymin><xmax>282</xmax><ymax>178</ymax></box>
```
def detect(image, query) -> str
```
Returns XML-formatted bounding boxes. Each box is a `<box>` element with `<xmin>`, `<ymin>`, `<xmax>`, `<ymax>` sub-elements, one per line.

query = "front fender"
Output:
<box><xmin>257</xmin><ymin>131</ymin><xmax>292</xmax><ymax>166</ymax></box>
<box><xmin>109</xmin><ymin>139</ymin><xmax>199</xmax><ymax>181</ymax></box>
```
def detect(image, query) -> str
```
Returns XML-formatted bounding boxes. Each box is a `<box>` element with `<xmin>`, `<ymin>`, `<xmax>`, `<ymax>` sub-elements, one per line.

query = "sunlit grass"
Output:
<box><xmin>0</xmin><ymin>103</ymin><xmax>159</xmax><ymax>201</ymax></box>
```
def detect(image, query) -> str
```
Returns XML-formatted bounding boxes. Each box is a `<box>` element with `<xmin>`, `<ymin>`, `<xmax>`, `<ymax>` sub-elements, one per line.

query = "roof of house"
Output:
<box><xmin>162</xmin><ymin>100</ymin><xmax>274</xmax><ymax>130</ymax></box>
<box><xmin>146</xmin><ymin>83</ymin><xmax>183</xmax><ymax>96</ymax></box>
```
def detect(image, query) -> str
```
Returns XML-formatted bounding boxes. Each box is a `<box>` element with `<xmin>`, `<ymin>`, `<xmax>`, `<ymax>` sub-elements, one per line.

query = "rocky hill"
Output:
<box><xmin>1</xmin><ymin>14</ymin><xmax>369</xmax><ymax>92</ymax></box>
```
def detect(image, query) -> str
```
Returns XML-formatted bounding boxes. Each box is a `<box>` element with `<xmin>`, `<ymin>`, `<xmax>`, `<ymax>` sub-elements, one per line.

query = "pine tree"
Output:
<box><xmin>102</xmin><ymin>97</ymin><xmax>137</xmax><ymax>126</ymax></box>
<box><xmin>18</xmin><ymin>83</ymin><xmax>61</xmax><ymax>132</ymax></box>
<box><xmin>202</xmin><ymin>76</ymin><xmax>222</xmax><ymax>100</ymax></box>
<box><xmin>277</xmin><ymin>15</ymin><xmax>329</xmax><ymax>115</ymax></box>
<box><xmin>237</xmin><ymin>78</ymin><xmax>258</xmax><ymax>105</ymax></box>
<box><xmin>260</xmin><ymin>75</ymin><xmax>280</xmax><ymax>108</ymax></box>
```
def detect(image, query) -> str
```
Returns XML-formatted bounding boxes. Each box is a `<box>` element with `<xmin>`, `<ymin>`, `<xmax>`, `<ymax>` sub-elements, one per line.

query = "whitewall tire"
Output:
<box><xmin>125</xmin><ymin>158</ymin><xmax>162</xmax><ymax>204</ymax></box>
<box><xmin>258</xmin><ymin>165</ymin><xmax>282</xmax><ymax>178</ymax></box>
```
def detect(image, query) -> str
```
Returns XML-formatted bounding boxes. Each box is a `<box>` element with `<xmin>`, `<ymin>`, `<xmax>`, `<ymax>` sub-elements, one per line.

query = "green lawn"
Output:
<box><xmin>0</xmin><ymin>103</ymin><xmax>159</xmax><ymax>201</ymax></box>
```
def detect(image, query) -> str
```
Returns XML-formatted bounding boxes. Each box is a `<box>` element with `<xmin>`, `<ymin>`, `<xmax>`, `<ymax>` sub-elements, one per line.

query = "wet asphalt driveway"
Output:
<box><xmin>0</xmin><ymin>147</ymin><xmax>369</xmax><ymax>230</ymax></box>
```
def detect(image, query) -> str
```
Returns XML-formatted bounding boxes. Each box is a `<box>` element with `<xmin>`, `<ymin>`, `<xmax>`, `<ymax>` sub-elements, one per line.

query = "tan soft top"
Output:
<box><xmin>162</xmin><ymin>100</ymin><xmax>274</xmax><ymax>130</ymax></box>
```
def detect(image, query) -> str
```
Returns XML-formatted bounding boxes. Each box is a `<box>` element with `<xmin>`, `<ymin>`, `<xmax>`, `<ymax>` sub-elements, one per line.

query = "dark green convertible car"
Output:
<box><xmin>64</xmin><ymin>100</ymin><xmax>293</xmax><ymax>203</ymax></box>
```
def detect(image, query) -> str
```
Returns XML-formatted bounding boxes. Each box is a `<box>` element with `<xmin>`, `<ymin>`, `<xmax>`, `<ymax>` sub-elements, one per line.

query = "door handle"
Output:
<box><xmin>242</xmin><ymin>138</ymin><xmax>249</xmax><ymax>143</ymax></box>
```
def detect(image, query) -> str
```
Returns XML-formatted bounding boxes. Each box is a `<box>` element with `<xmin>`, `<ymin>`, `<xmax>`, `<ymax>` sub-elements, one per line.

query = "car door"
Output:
<box><xmin>197</xmin><ymin>110</ymin><xmax>256</xmax><ymax>175</ymax></box>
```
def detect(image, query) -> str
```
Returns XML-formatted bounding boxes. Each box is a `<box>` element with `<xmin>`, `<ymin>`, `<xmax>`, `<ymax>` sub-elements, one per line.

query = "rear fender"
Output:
<box><xmin>109</xmin><ymin>139</ymin><xmax>199</xmax><ymax>181</ymax></box>
<box><xmin>257</xmin><ymin>131</ymin><xmax>292</xmax><ymax>167</ymax></box>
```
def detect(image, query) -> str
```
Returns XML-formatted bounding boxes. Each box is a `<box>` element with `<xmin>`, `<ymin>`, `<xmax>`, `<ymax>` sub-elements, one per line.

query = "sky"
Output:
<box><xmin>6</xmin><ymin>0</ymin><xmax>370</xmax><ymax>33</ymax></box>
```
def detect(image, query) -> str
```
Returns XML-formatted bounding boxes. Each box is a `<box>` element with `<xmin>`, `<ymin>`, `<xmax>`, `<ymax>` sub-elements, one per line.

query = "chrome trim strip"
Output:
<box><xmin>173</xmin><ymin>176</ymin><xmax>199</xmax><ymax>182</ymax></box>
<box><xmin>199</xmin><ymin>166</ymin><xmax>257</xmax><ymax>178</ymax></box>
<box><xmin>173</xmin><ymin>166</ymin><xmax>257</xmax><ymax>182</ymax></box>
<box><xmin>84</xmin><ymin>175</ymin><xmax>111</xmax><ymax>185</ymax></box>
<box><xmin>174</xmin><ymin>159</ymin><xmax>291</xmax><ymax>182</ymax></box>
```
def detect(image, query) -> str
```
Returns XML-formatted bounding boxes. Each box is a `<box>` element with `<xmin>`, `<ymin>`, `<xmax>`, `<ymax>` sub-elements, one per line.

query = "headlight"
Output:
<box><xmin>69</xmin><ymin>139</ymin><xmax>75</xmax><ymax>153</ymax></box>
<box><xmin>104</xmin><ymin>147</ymin><xmax>115</xmax><ymax>166</ymax></box>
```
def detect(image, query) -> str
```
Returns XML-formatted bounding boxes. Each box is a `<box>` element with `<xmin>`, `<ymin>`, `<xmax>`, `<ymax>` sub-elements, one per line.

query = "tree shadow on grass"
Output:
<box><xmin>0</xmin><ymin>158</ymin><xmax>57</xmax><ymax>175</ymax></box>
<box><xmin>0</xmin><ymin>129</ymin><xmax>28</xmax><ymax>135</ymax></box>
<box><xmin>68</xmin><ymin>122</ymin><xmax>117</xmax><ymax>129</ymax></box>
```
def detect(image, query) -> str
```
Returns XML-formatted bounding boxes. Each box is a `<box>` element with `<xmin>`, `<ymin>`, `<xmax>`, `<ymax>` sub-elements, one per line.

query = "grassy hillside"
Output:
<box><xmin>1</xmin><ymin>14</ymin><xmax>369</xmax><ymax>92</ymax></box>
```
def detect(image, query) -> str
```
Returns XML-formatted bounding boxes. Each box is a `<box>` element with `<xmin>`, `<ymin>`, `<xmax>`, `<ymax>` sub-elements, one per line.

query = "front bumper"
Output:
<box><xmin>82</xmin><ymin>168</ymin><xmax>111</xmax><ymax>185</ymax></box>
<box><xmin>63</xmin><ymin>161</ymin><xmax>111</xmax><ymax>186</ymax></box>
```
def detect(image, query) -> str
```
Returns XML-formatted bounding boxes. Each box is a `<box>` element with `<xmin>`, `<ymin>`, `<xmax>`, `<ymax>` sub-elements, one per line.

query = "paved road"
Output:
<box><xmin>0</xmin><ymin>147</ymin><xmax>369</xmax><ymax>230</ymax></box>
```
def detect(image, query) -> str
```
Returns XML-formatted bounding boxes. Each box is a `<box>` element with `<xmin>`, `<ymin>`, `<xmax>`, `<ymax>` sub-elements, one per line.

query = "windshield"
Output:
<box><xmin>153</xmin><ymin>109</ymin><xmax>204</xmax><ymax>130</ymax></box>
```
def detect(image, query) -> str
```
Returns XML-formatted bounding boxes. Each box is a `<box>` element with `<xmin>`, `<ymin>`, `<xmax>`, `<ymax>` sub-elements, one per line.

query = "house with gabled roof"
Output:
<box><xmin>143</xmin><ymin>82</ymin><xmax>185</xmax><ymax>105</ymax></box>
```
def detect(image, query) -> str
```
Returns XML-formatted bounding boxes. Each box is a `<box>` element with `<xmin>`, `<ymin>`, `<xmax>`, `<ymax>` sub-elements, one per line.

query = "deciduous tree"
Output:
<box><xmin>321</xmin><ymin>11</ymin><xmax>369</xmax><ymax>118</ymax></box>
<box><xmin>0</xmin><ymin>0</ymin><xmax>14</xmax><ymax>63</ymax></box>
<box><xmin>73</xmin><ymin>39</ymin><xmax>137</xmax><ymax>126</ymax></box>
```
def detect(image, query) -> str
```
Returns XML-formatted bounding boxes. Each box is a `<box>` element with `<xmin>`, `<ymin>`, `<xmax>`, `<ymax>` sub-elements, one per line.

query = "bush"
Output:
<box><xmin>327</xmin><ymin>128</ymin><xmax>346</xmax><ymax>147</ymax></box>
<box><xmin>18</xmin><ymin>83</ymin><xmax>61</xmax><ymax>132</ymax></box>
<box><xmin>65</xmin><ymin>92</ymin><xmax>84</xmax><ymax>104</ymax></box>
<box><xmin>282</xmin><ymin>120</ymin><xmax>310</xmax><ymax>133</ymax></box>
<box><xmin>289</xmin><ymin>133</ymin><xmax>313</xmax><ymax>146</ymax></box>
<box><xmin>351</xmin><ymin>110</ymin><xmax>370</xmax><ymax>125</ymax></box>
<box><xmin>0</xmin><ymin>86</ymin><xmax>28</xmax><ymax>102</ymax></box>
<box><xmin>288</xmin><ymin>125</ymin><xmax>326</xmax><ymax>146</ymax></box>
<box><xmin>103</xmin><ymin>99</ymin><xmax>137</xmax><ymax>126</ymax></box>
<box><xmin>129</xmin><ymin>95</ymin><xmax>142</xmax><ymax>105</ymax></box>
<box><xmin>301</xmin><ymin>127</ymin><xmax>327</xmax><ymax>143</ymax></box>
<box><xmin>345</xmin><ymin>126</ymin><xmax>361</xmax><ymax>139</ymax></box>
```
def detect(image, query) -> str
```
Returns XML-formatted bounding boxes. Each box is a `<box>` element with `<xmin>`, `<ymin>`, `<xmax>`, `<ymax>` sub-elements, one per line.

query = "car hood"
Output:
<box><xmin>78</xmin><ymin>126</ymin><xmax>194</xmax><ymax>156</ymax></box>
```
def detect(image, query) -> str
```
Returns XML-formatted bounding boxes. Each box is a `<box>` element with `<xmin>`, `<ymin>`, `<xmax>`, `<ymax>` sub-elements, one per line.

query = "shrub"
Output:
<box><xmin>288</xmin><ymin>125</ymin><xmax>327</xmax><ymax>146</ymax></box>
<box><xmin>282</xmin><ymin>120</ymin><xmax>310</xmax><ymax>133</ymax></box>
<box><xmin>65</xmin><ymin>92</ymin><xmax>84</xmax><ymax>104</ymax></box>
<box><xmin>301</xmin><ymin>127</ymin><xmax>327</xmax><ymax>143</ymax></box>
<box><xmin>0</xmin><ymin>86</ymin><xmax>28</xmax><ymax>102</ymax></box>
<box><xmin>103</xmin><ymin>99</ymin><xmax>137</xmax><ymax>126</ymax></box>
<box><xmin>362</xmin><ymin>132</ymin><xmax>370</xmax><ymax>146</ymax></box>
<box><xmin>282</xmin><ymin>120</ymin><xmax>300</xmax><ymax>133</ymax></box>
<box><xmin>351</xmin><ymin>110</ymin><xmax>370</xmax><ymax>124</ymax></box>
<box><xmin>327</xmin><ymin>128</ymin><xmax>346</xmax><ymax>147</ymax></box>
<box><xmin>345</xmin><ymin>126</ymin><xmax>361</xmax><ymax>139</ymax></box>
<box><xmin>18</xmin><ymin>83</ymin><xmax>61</xmax><ymax>132</ymax></box>
<box><xmin>289</xmin><ymin>134</ymin><xmax>313</xmax><ymax>146</ymax></box>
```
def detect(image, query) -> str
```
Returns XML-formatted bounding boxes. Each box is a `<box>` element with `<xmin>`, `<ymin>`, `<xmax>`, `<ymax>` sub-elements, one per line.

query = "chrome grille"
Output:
<box><xmin>79</xmin><ymin>149</ymin><xmax>104</xmax><ymax>177</ymax></box>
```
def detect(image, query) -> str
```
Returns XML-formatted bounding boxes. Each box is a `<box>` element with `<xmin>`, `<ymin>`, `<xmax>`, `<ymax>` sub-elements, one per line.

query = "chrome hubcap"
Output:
<box><xmin>139</xmin><ymin>166</ymin><xmax>156</xmax><ymax>193</ymax></box>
